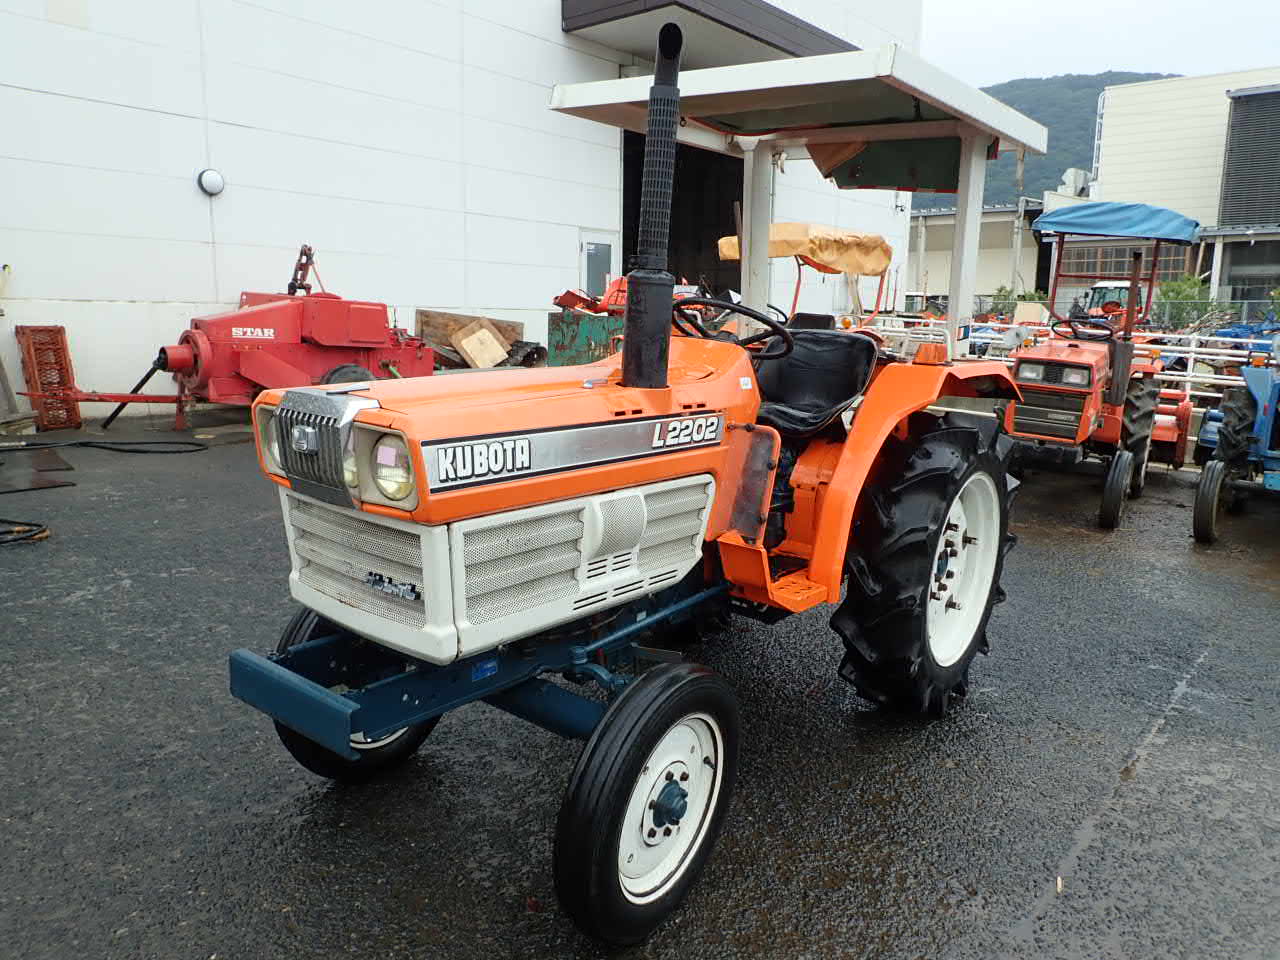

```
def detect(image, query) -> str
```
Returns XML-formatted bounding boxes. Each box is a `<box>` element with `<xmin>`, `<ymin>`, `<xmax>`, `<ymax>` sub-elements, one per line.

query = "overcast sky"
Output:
<box><xmin>921</xmin><ymin>0</ymin><xmax>1280</xmax><ymax>88</ymax></box>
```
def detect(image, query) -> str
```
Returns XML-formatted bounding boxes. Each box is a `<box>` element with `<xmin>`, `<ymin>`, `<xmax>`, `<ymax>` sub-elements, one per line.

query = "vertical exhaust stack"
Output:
<box><xmin>622</xmin><ymin>23</ymin><xmax>683</xmax><ymax>390</ymax></box>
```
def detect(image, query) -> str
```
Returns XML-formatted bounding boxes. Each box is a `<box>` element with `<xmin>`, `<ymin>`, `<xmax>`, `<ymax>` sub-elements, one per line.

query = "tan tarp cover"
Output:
<box><xmin>717</xmin><ymin>222</ymin><xmax>893</xmax><ymax>277</ymax></box>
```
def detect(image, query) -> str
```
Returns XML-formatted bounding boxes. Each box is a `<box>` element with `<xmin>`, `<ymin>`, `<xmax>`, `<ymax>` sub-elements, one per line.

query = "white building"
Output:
<box><xmin>0</xmin><ymin>0</ymin><xmax>921</xmax><ymax>412</ymax></box>
<box><xmin>1091</xmin><ymin>68</ymin><xmax>1280</xmax><ymax>301</ymax></box>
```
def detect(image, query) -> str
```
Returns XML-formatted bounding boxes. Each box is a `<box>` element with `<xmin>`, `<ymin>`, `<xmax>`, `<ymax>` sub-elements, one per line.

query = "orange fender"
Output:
<box><xmin>809</xmin><ymin>361</ymin><xmax>1020</xmax><ymax>601</ymax></box>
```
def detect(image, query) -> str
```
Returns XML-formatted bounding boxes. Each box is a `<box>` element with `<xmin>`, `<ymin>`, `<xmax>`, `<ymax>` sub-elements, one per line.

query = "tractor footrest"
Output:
<box><xmin>770</xmin><ymin>572</ymin><xmax>827</xmax><ymax>611</ymax></box>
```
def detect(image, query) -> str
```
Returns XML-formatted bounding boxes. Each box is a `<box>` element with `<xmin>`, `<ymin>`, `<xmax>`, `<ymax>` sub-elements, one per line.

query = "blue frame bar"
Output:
<box><xmin>229</xmin><ymin>649</ymin><xmax>361</xmax><ymax>758</ymax></box>
<box><xmin>228</xmin><ymin>582</ymin><xmax>729</xmax><ymax>754</ymax></box>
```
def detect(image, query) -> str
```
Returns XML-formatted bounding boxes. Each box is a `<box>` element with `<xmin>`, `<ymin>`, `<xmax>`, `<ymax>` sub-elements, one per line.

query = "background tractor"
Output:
<box><xmin>1193</xmin><ymin>350</ymin><xmax>1280</xmax><ymax>543</ymax></box>
<box><xmin>1003</xmin><ymin>202</ymin><xmax>1197</xmax><ymax>528</ymax></box>
<box><xmin>226</xmin><ymin>25</ymin><xmax>1041</xmax><ymax>946</ymax></box>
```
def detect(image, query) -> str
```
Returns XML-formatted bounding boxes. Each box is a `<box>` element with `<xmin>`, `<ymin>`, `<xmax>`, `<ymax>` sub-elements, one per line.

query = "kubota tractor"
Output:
<box><xmin>228</xmin><ymin>26</ymin><xmax>1028</xmax><ymax>945</ymax></box>
<box><xmin>1003</xmin><ymin>202</ymin><xmax>1197</xmax><ymax>529</ymax></box>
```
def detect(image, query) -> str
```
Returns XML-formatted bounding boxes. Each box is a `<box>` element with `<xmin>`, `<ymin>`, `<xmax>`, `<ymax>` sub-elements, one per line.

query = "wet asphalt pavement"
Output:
<box><xmin>1</xmin><ymin>422</ymin><xmax>1278</xmax><ymax>960</ymax></box>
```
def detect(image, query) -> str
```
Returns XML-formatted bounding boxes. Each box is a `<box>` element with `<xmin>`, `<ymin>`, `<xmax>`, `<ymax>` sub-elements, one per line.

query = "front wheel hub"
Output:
<box><xmin>651</xmin><ymin>779</ymin><xmax>689</xmax><ymax>828</ymax></box>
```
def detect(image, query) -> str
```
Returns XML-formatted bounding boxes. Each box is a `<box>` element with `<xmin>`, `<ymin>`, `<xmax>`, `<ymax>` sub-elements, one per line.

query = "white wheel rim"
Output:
<box><xmin>617</xmin><ymin>712</ymin><xmax>724</xmax><ymax>905</ymax></box>
<box><xmin>926</xmin><ymin>471</ymin><xmax>1001</xmax><ymax>668</ymax></box>
<box><xmin>349</xmin><ymin>728</ymin><xmax>407</xmax><ymax>751</ymax></box>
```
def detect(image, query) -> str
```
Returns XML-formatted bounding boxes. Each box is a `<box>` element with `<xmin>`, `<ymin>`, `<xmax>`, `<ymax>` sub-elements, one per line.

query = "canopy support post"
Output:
<box><xmin>741</xmin><ymin>139</ymin><xmax>773</xmax><ymax>330</ymax></box>
<box><xmin>1209</xmin><ymin>236</ymin><xmax>1225</xmax><ymax>299</ymax></box>
<box><xmin>914</xmin><ymin>215</ymin><xmax>927</xmax><ymax>293</ymax></box>
<box><xmin>947</xmin><ymin>132</ymin><xmax>988</xmax><ymax>356</ymax></box>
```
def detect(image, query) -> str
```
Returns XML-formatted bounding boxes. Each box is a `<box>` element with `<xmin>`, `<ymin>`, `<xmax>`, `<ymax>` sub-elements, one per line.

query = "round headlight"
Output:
<box><xmin>257</xmin><ymin>406</ymin><xmax>282</xmax><ymax>473</ymax></box>
<box><xmin>372</xmin><ymin>435</ymin><xmax>414</xmax><ymax>500</ymax></box>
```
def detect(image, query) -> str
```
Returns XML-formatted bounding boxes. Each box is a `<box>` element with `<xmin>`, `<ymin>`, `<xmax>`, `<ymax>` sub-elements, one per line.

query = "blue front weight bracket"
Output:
<box><xmin>229</xmin><ymin>583</ymin><xmax>729</xmax><ymax>757</ymax></box>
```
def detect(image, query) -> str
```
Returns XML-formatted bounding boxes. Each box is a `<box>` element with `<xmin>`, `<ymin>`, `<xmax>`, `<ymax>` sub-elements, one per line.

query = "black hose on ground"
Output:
<box><xmin>0</xmin><ymin>439</ymin><xmax>207</xmax><ymax>454</ymax></box>
<box><xmin>1</xmin><ymin>518</ymin><xmax>49</xmax><ymax>545</ymax></box>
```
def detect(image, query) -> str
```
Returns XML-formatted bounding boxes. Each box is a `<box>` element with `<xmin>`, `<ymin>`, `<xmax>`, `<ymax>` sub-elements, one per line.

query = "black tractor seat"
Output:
<box><xmin>755</xmin><ymin>329</ymin><xmax>879</xmax><ymax>438</ymax></box>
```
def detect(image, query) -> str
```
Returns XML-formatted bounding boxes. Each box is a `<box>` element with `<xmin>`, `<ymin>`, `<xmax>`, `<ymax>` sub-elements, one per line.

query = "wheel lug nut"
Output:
<box><xmin>648</xmin><ymin>828</ymin><xmax>657</xmax><ymax>838</ymax></box>
<box><xmin>947</xmin><ymin>548</ymin><xmax>958</xmax><ymax>558</ymax></box>
<box><xmin>963</xmin><ymin>534</ymin><xmax>977</xmax><ymax>545</ymax></box>
<box><xmin>945</xmin><ymin>522</ymin><xmax>959</xmax><ymax>532</ymax></box>
<box><xmin>937</xmin><ymin>583</ymin><xmax>947</xmax><ymax>593</ymax></box>
<box><xmin>945</xmin><ymin>570</ymin><xmax>955</xmax><ymax>579</ymax></box>
<box><xmin>946</xmin><ymin>598</ymin><xmax>962</xmax><ymax>610</ymax></box>
<box><xmin>679</xmin><ymin>772</ymin><xmax>689</xmax><ymax>782</ymax></box>
<box><xmin>665</xmin><ymin>771</ymin><xmax>674</xmax><ymax>781</ymax></box>
<box><xmin>945</xmin><ymin>539</ymin><xmax>956</xmax><ymax>550</ymax></box>
<box><xmin>663</xmin><ymin>827</ymin><xmax>672</xmax><ymax>837</ymax></box>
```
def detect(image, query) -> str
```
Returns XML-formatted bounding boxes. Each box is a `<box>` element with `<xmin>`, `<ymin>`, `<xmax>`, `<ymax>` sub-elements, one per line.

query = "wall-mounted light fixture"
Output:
<box><xmin>196</xmin><ymin>168</ymin><xmax>225</xmax><ymax>196</ymax></box>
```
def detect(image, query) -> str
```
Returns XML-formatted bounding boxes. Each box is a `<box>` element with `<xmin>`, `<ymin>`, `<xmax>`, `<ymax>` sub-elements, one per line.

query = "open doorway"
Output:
<box><xmin>623</xmin><ymin>132</ymin><xmax>743</xmax><ymax>296</ymax></box>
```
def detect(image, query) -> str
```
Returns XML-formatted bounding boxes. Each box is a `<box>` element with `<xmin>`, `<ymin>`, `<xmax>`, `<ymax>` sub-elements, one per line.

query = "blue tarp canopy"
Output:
<box><xmin>1033</xmin><ymin>202</ymin><xmax>1201</xmax><ymax>244</ymax></box>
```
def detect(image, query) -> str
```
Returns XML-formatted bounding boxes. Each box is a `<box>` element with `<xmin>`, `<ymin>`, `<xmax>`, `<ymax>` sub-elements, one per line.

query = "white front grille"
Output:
<box><xmin>450</xmin><ymin>475</ymin><xmax>715</xmax><ymax>657</ymax></box>
<box><xmin>463</xmin><ymin>506</ymin><xmax>584</xmax><ymax>625</ymax></box>
<box><xmin>285</xmin><ymin>493</ymin><xmax>428</xmax><ymax>628</ymax></box>
<box><xmin>280</xmin><ymin>475</ymin><xmax>715</xmax><ymax>665</ymax></box>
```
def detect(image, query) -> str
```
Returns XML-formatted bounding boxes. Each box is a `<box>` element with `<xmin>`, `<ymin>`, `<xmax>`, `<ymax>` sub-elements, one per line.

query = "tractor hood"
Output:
<box><xmin>355</xmin><ymin>360</ymin><xmax>624</xmax><ymax>417</ymax></box>
<box><xmin>1015</xmin><ymin>338</ymin><xmax>1109</xmax><ymax>372</ymax></box>
<box><xmin>254</xmin><ymin>336</ymin><xmax>763</xmax><ymax>528</ymax></box>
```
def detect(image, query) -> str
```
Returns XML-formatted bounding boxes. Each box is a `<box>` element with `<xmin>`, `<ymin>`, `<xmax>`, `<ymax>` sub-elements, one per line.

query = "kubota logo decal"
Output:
<box><xmin>232</xmin><ymin>327</ymin><xmax>275</xmax><ymax>339</ymax></box>
<box><xmin>424</xmin><ymin>414</ymin><xmax>724</xmax><ymax>492</ymax></box>
<box><xmin>437</xmin><ymin>437</ymin><xmax>532</xmax><ymax>484</ymax></box>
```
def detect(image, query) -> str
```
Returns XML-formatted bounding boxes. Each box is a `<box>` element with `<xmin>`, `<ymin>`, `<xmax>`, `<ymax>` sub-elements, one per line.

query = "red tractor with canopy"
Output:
<box><xmin>1004</xmin><ymin>202</ymin><xmax>1197</xmax><ymax>528</ymax></box>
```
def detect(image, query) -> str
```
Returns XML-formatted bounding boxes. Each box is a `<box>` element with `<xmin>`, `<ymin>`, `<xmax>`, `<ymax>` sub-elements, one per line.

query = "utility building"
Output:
<box><xmin>0</xmin><ymin>0</ymin><xmax>921</xmax><ymax>409</ymax></box>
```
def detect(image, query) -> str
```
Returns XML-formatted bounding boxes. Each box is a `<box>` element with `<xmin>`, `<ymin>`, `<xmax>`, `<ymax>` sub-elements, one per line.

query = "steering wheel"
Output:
<box><xmin>670</xmin><ymin>296</ymin><xmax>795</xmax><ymax>360</ymax></box>
<box><xmin>1052</xmin><ymin>317</ymin><xmax>1115</xmax><ymax>342</ymax></box>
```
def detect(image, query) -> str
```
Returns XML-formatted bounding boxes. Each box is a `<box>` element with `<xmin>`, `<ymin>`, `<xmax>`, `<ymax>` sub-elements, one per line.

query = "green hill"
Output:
<box><xmin>912</xmin><ymin>71</ymin><xmax>1178</xmax><ymax>211</ymax></box>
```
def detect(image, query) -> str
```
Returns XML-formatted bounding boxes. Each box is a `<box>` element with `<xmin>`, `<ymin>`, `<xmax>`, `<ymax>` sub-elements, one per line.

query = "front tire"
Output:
<box><xmin>833</xmin><ymin>412</ymin><xmax>1015</xmax><ymax>717</ymax></box>
<box><xmin>554</xmin><ymin>663</ymin><xmax>739</xmax><ymax>946</ymax></box>
<box><xmin>1098</xmin><ymin>449</ymin><xmax>1133</xmax><ymax>529</ymax></box>
<box><xmin>273</xmin><ymin>609</ymin><xmax>439</xmax><ymax>783</ymax></box>
<box><xmin>1193</xmin><ymin>459</ymin><xmax>1227</xmax><ymax>544</ymax></box>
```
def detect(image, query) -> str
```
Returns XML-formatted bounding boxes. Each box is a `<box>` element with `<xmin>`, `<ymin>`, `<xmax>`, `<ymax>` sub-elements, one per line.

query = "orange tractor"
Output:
<box><xmin>1004</xmin><ymin>202</ymin><xmax>1196</xmax><ymax>528</ymax></box>
<box><xmin>228</xmin><ymin>26</ymin><xmax>1036</xmax><ymax>945</ymax></box>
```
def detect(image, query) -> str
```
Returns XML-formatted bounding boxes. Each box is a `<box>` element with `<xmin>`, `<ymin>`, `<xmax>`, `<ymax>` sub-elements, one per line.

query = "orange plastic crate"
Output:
<box><xmin>15</xmin><ymin>325</ymin><xmax>81</xmax><ymax>430</ymax></box>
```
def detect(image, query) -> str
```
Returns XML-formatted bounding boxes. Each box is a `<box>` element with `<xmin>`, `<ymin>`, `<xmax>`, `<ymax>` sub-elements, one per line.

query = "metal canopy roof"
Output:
<box><xmin>550</xmin><ymin>43</ymin><xmax>1048</xmax><ymax>175</ymax></box>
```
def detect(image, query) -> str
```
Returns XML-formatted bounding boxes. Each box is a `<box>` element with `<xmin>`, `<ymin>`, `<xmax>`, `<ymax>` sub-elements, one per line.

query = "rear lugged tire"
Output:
<box><xmin>273</xmin><ymin>609</ymin><xmax>438</xmax><ymax>783</ymax></box>
<box><xmin>1215</xmin><ymin>386</ymin><xmax>1257</xmax><ymax>467</ymax></box>
<box><xmin>1122</xmin><ymin>376</ymin><xmax>1158</xmax><ymax>497</ymax></box>
<box><xmin>1098</xmin><ymin>449</ymin><xmax>1133</xmax><ymax>529</ymax></box>
<box><xmin>832</xmin><ymin>412</ymin><xmax>1015</xmax><ymax>717</ymax></box>
<box><xmin>554</xmin><ymin>663</ymin><xmax>739</xmax><ymax>946</ymax></box>
<box><xmin>1193</xmin><ymin>459</ymin><xmax>1226</xmax><ymax>544</ymax></box>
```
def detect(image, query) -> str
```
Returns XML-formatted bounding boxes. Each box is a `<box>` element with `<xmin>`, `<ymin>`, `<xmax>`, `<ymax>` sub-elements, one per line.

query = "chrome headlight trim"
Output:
<box><xmin>275</xmin><ymin>388</ymin><xmax>380</xmax><ymax>507</ymax></box>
